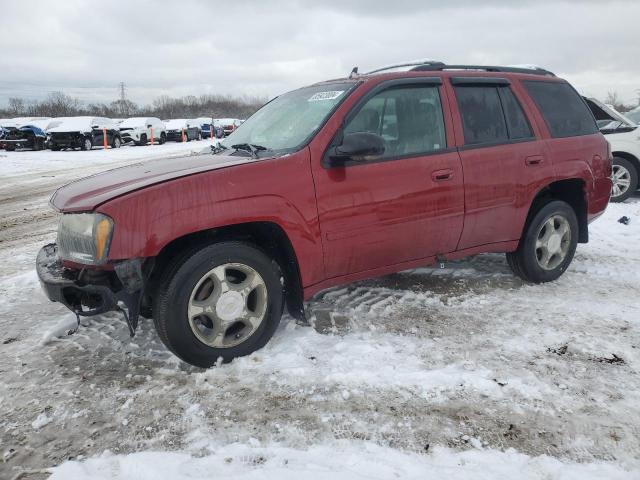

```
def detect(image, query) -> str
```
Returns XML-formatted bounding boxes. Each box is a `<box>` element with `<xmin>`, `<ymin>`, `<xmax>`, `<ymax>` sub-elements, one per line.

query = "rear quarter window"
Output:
<box><xmin>523</xmin><ymin>81</ymin><xmax>598</xmax><ymax>138</ymax></box>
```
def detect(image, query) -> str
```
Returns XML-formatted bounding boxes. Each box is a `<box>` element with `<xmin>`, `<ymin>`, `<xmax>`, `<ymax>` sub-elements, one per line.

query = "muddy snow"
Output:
<box><xmin>0</xmin><ymin>144</ymin><xmax>638</xmax><ymax>479</ymax></box>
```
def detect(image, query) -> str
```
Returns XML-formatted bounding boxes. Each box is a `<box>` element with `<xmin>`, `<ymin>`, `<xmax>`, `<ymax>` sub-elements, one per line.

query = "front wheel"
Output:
<box><xmin>81</xmin><ymin>137</ymin><xmax>92</xmax><ymax>151</ymax></box>
<box><xmin>112</xmin><ymin>136</ymin><xmax>122</xmax><ymax>149</ymax></box>
<box><xmin>159</xmin><ymin>132</ymin><xmax>166</xmax><ymax>144</ymax></box>
<box><xmin>153</xmin><ymin>242</ymin><xmax>284</xmax><ymax>367</ymax></box>
<box><xmin>506</xmin><ymin>200</ymin><xmax>578</xmax><ymax>283</ymax></box>
<box><xmin>610</xmin><ymin>156</ymin><xmax>637</xmax><ymax>203</ymax></box>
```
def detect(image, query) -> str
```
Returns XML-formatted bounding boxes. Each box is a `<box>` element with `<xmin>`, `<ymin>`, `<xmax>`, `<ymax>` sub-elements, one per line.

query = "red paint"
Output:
<box><xmin>51</xmin><ymin>70</ymin><xmax>612</xmax><ymax>300</ymax></box>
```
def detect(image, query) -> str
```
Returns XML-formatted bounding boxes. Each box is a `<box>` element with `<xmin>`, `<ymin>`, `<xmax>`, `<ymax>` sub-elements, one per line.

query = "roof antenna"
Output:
<box><xmin>349</xmin><ymin>66</ymin><xmax>359</xmax><ymax>79</ymax></box>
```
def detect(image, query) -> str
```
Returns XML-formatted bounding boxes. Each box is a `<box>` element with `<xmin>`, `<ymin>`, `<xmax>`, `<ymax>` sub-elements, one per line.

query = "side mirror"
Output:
<box><xmin>91</xmin><ymin>125</ymin><xmax>100</xmax><ymax>129</ymax></box>
<box><xmin>329</xmin><ymin>132</ymin><xmax>385</xmax><ymax>165</ymax></box>
<box><xmin>147</xmin><ymin>124</ymin><xmax>153</xmax><ymax>128</ymax></box>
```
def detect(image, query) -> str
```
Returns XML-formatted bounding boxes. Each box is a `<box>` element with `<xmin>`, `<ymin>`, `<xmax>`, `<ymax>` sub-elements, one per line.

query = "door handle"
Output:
<box><xmin>431</xmin><ymin>169</ymin><xmax>454</xmax><ymax>182</ymax></box>
<box><xmin>525</xmin><ymin>155</ymin><xmax>544</xmax><ymax>166</ymax></box>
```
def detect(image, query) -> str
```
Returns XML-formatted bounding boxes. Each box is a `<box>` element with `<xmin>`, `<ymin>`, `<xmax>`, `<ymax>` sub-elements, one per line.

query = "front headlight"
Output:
<box><xmin>57</xmin><ymin>213</ymin><xmax>114</xmax><ymax>265</ymax></box>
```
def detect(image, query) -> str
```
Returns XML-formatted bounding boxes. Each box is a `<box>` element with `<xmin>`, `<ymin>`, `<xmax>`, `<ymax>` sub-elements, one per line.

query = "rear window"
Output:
<box><xmin>499</xmin><ymin>88</ymin><xmax>533</xmax><ymax>140</ymax></box>
<box><xmin>523</xmin><ymin>81</ymin><xmax>598</xmax><ymax>138</ymax></box>
<box><xmin>455</xmin><ymin>86</ymin><xmax>508</xmax><ymax>145</ymax></box>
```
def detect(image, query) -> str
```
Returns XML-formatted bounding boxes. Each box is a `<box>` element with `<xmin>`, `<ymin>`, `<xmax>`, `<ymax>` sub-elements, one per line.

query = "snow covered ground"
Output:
<box><xmin>0</xmin><ymin>145</ymin><xmax>639</xmax><ymax>479</ymax></box>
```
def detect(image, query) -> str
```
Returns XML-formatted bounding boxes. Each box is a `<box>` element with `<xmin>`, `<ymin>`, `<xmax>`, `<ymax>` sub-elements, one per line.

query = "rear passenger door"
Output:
<box><xmin>450</xmin><ymin>78</ymin><xmax>550</xmax><ymax>249</ymax></box>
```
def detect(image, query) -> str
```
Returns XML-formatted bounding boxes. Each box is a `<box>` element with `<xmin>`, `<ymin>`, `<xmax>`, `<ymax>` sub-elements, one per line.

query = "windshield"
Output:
<box><xmin>221</xmin><ymin>82</ymin><xmax>356</xmax><ymax>155</ymax></box>
<box><xmin>119</xmin><ymin>118</ymin><xmax>147</xmax><ymax>128</ymax></box>
<box><xmin>165</xmin><ymin>119</ymin><xmax>187</xmax><ymax>129</ymax></box>
<box><xmin>626</xmin><ymin>108</ymin><xmax>640</xmax><ymax>124</ymax></box>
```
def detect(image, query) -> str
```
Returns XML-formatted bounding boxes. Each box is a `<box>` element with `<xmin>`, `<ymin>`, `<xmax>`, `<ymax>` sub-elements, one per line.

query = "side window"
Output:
<box><xmin>343</xmin><ymin>85</ymin><xmax>446</xmax><ymax>159</ymax></box>
<box><xmin>454</xmin><ymin>86</ymin><xmax>508</xmax><ymax>145</ymax></box>
<box><xmin>523</xmin><ymin>81</ymin><xmax>598</xmax><ymax>138</ymax></box>
<box><xmin>498</xmin><ymin>88</ymin><xmax>533</xmax><ymax>140</ymax></box>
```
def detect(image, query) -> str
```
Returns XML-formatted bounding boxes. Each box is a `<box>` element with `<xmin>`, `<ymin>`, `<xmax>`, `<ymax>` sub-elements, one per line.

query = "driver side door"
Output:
<box><xmin>311</xmin><ymin>80</ymin><xmax>465</xmax><ymax>279</ymax></box>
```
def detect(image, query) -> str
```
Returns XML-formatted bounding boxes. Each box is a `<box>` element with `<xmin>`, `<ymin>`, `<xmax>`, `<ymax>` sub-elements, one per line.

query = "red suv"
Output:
<box><xmin>37</xmin><ymin>62</ymin><xmax>612</xmax><ymax>367</ymax></box>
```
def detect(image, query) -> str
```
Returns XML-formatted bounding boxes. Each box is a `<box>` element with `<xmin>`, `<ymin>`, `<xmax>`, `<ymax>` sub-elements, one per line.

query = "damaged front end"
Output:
<box><xmin>36</xmin><ymin>243</ymin><xmax>145</xmax><ymax>336</ymax></box>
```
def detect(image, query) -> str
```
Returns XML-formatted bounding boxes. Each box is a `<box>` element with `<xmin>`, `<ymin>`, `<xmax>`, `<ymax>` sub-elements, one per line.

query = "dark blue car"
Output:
<box><xmin>3</xmin><ymin>125</ymin><xmax>46</xmax><ymax>151</ymax></box>
<box><xmin>200</xmin><ymin>122</ymin><xmax>224</xmax><ymax>139</ymax></box>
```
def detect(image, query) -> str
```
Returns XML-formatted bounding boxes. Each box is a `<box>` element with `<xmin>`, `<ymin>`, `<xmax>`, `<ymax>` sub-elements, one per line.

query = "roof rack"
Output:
<box><xmin>365</xmin><ymin>60</ymin><xmax>446</xmax><ymax>75</ymax></box>
<box><xmin>410</xmin><ymin>64</ymin><xmax>555</xmax><ymax>77</ymax></box>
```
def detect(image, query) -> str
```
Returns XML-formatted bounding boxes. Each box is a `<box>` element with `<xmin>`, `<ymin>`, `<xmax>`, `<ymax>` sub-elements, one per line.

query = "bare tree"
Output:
<box><xmin>604</xmin><ymin>91</ymin><xmax>633</xmax><ymax>113</ymax></box>
<box><xmin>7</xmin><ymin>97</ymin><xmax>24</xmax><ymax>116</ymax></box>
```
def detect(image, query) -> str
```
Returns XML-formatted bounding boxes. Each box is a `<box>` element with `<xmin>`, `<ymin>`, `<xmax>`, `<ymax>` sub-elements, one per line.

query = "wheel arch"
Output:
<box><xmin>144</xmin><ymin>221</ymin><xmax>305</xmax><ymax>321</ymax></box>
<box><xmin>525</xmin><ymin>178</ymin><xmax>588</xmax><ymax>244</ymax></box>
<box><xmin>612</xmin><ymin>150</ymin><xmax>640</xmax><ymax>176</ymax></box>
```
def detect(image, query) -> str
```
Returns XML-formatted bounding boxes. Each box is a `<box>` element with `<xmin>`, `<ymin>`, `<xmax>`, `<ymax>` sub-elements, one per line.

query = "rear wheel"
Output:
<box><xmin>610</xmin><ymin>156</ymin><xmax>637</xmax><ymax>203</ymax></box>
<box><xmin>153</xmin><ymin>242</ymin><xmax>284</xmax><ymax>367</ymax></box>
<box><xmin>159</xmin><ymin>132</ymin><xmax>166</xmax><ymax>144</ymax></box>
<box><xmin>506</xmin><ymin>200</ymin><xmax>578</xmax><ymax>283</ymax></box>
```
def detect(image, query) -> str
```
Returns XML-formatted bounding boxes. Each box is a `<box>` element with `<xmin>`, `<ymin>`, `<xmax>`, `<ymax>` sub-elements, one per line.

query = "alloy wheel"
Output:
<box><xmin>187</xmin><ymin>263</ymin><xmax>268</xmax><ymax>348</ymax></box>
<box><xmin>611</xmin><ymin>164</ymin><xmax>631</xmax><ymax>199</ymax></box>
<box><xmin>535</xmin><ymin>215</ymin><xmax>571</xmax><ymax>270</ymax></box>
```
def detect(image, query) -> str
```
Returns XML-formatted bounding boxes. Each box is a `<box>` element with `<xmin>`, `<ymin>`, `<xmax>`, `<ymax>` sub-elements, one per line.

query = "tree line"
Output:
<box><xmin>0</xmin><ymin>91</ymin><xmax>268</xmax><ymax>120</ymax></box>
<box><xmin>604</xmin><ymin>91</ymin><xmax>639</xmax><ymax>113</ymax></box>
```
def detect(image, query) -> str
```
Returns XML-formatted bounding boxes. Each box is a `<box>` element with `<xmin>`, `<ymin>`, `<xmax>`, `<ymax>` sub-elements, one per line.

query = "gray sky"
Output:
<box><xmin>1</xmin><ymin>0</ymin><xmax>638</xmax><ymax>107</ymax></box>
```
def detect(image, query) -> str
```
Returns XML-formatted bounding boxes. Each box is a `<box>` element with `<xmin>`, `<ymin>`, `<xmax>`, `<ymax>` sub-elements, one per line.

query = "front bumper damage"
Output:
<box><xmin>36</xmin><ymin>243</ymin><xmax>145</xmax><ymax>336</ymax></box>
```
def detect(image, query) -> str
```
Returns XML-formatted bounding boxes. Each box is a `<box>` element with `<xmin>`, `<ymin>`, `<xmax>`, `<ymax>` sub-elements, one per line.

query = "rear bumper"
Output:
<box><xmin>166</xmin><ymin>131</ymin><xmax>184</xmax><ymax>141</ymax></box>
<box><xmin>36</xmin><ymin>244</ymin><xmax>145</xmax><ymax>335</ymax></box>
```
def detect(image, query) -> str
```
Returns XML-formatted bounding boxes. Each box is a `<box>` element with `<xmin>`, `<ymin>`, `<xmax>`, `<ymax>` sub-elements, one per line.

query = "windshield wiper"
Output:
<box><xmin>231</xmin><ymin>143</ymin><xmax>268</xmax><ymax>158</ymax></box>
<box><xmin>210</xmin><ymin>143</ymin><xmax>228</xmax><ymax>154</ymax></box>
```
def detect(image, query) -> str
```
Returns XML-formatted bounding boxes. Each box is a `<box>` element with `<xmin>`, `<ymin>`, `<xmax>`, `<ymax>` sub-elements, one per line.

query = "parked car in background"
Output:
<box><xmin>164</xmin><ymin>119</ymin><xmax>201</xmax><ymax>142</ymax></box>
<box><xmin>119</xmin><ymin>117</ymin><xmax>166</xmax><ymax>145</ymax></box>
<box><xmin>0</xmin><ymin>120</ymin><xmax>18</xmax><ymax>149</ymax></box>
<box><xmin>48</xmin><ymin>117</ymin><xmax>122</xmax><ymax>151</ymax></box>
<box><xmin>216</xmin><ymin>118</ymin><xmax>242</xmax><ymax>136</ymax></box>
<box><xmin>585</xmin><ymin>97</ymin><xmax>640</xmax><ymax>202</ymax></box>
<box><xmin>2</xmin><ymin>124</ymin><xmax>47</xmax><ymax>151</ymax></box>
<box><xmin>37</xmin><ymin>62</ymin><xmax>611</xmax><ymax>367</ymax></box>
<box><xmin>195</xmin><ymin>117</ymin><xmax>224</xmax><ymax>139</ymax></box>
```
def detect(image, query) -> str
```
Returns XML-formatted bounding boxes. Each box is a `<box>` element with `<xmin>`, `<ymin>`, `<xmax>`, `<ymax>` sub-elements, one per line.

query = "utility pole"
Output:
<box><xmin>119</xmin><ymin>82</ymin><xmax>127</xmax><ymax>102</ymax></box>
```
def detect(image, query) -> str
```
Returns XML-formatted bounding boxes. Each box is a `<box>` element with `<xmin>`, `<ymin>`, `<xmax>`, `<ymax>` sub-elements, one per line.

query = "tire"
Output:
<box><xmin>33</xmin><ymin>140</ymin><xmax>41</xmax><ymax>151</ymax></box>
<box><xmin>159</xmin><ymin>132</ymin><xmax>166</xmax><ymax>145</ymax></box>
<box><xmin>506</xmin><ymin>200</ymin><xmax>578</xmax><ymax>283</ymax></box>
<box><xmin>5</xmin><ymin>145</ymin><xmax>15</xmax><ymax>152</ymax></box>
<box><xmin>112</xmin><ymin>136</ymin><xmax>122</xmax><ymax>149</ymax></box>
<box><xmin>610</xmin><ymin>156</ymin><xmax>637</xmax><ymax>203</ymax></box>
<box><xmin>51</xmin><ymin>145</ymin><xmax>60</xmax><ymax>151</ymax></box>
<box><xmin>153</xmin><ymin>241</ymin><xmax>284</xmax><ymax>367</ymax></box>
<box><xmin>136</xmin><ymin>134</ymin><xmax>147</xmax><ymax>146</ymax></box>
<box><xmin>197</xmin><ymin>131</ymin><xmax>202</xmax><ymax>141</ymax></box>
<box><xmin>81</xmin><ymin>137</ymin><xmax>92</xmax><ymax>151</ymax></box>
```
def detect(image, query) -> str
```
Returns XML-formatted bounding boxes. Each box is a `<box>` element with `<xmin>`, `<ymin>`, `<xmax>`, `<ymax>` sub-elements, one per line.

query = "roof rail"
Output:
<box><xmin>410</xmin><ymin>64</ymin><xmax>555</xmax><ymax>77</ymax></box>
<box><xmin>365</xmin><ymin>60</ymin><xmax>446</xmax><ymax>75</ymax></box>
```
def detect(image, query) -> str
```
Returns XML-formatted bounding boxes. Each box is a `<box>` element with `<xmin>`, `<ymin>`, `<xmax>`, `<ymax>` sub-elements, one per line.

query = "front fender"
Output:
<box><xmin>97</xmin><ymin>150</ymin><xmax>324</xmax><ymax>286</ymax></box>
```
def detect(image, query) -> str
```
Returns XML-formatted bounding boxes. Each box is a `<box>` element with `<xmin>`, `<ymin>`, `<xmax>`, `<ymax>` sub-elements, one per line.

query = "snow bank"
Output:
<box><xmin>48</xmin><ymin>441</ymin><xmax>636</xmax><ymax>480</ymax></box>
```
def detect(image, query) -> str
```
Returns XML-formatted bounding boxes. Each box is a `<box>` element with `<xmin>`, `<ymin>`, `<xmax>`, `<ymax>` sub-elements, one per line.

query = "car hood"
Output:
<box><xmin>51</xmin><ymin>152</ymin><xmax>261</xmax><ymax>212</ymax></box>
<box><xmin>585</xmin><ymin>97</ymin><xmax>635</xmax><ymax>127</ymax></box>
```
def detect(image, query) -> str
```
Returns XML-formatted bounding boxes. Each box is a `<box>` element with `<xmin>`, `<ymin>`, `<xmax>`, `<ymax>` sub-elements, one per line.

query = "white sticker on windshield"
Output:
<box><xmin>308</xmin><ymin>90</ymin><xmax>345</xmax><ymax>102</ymax></box>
